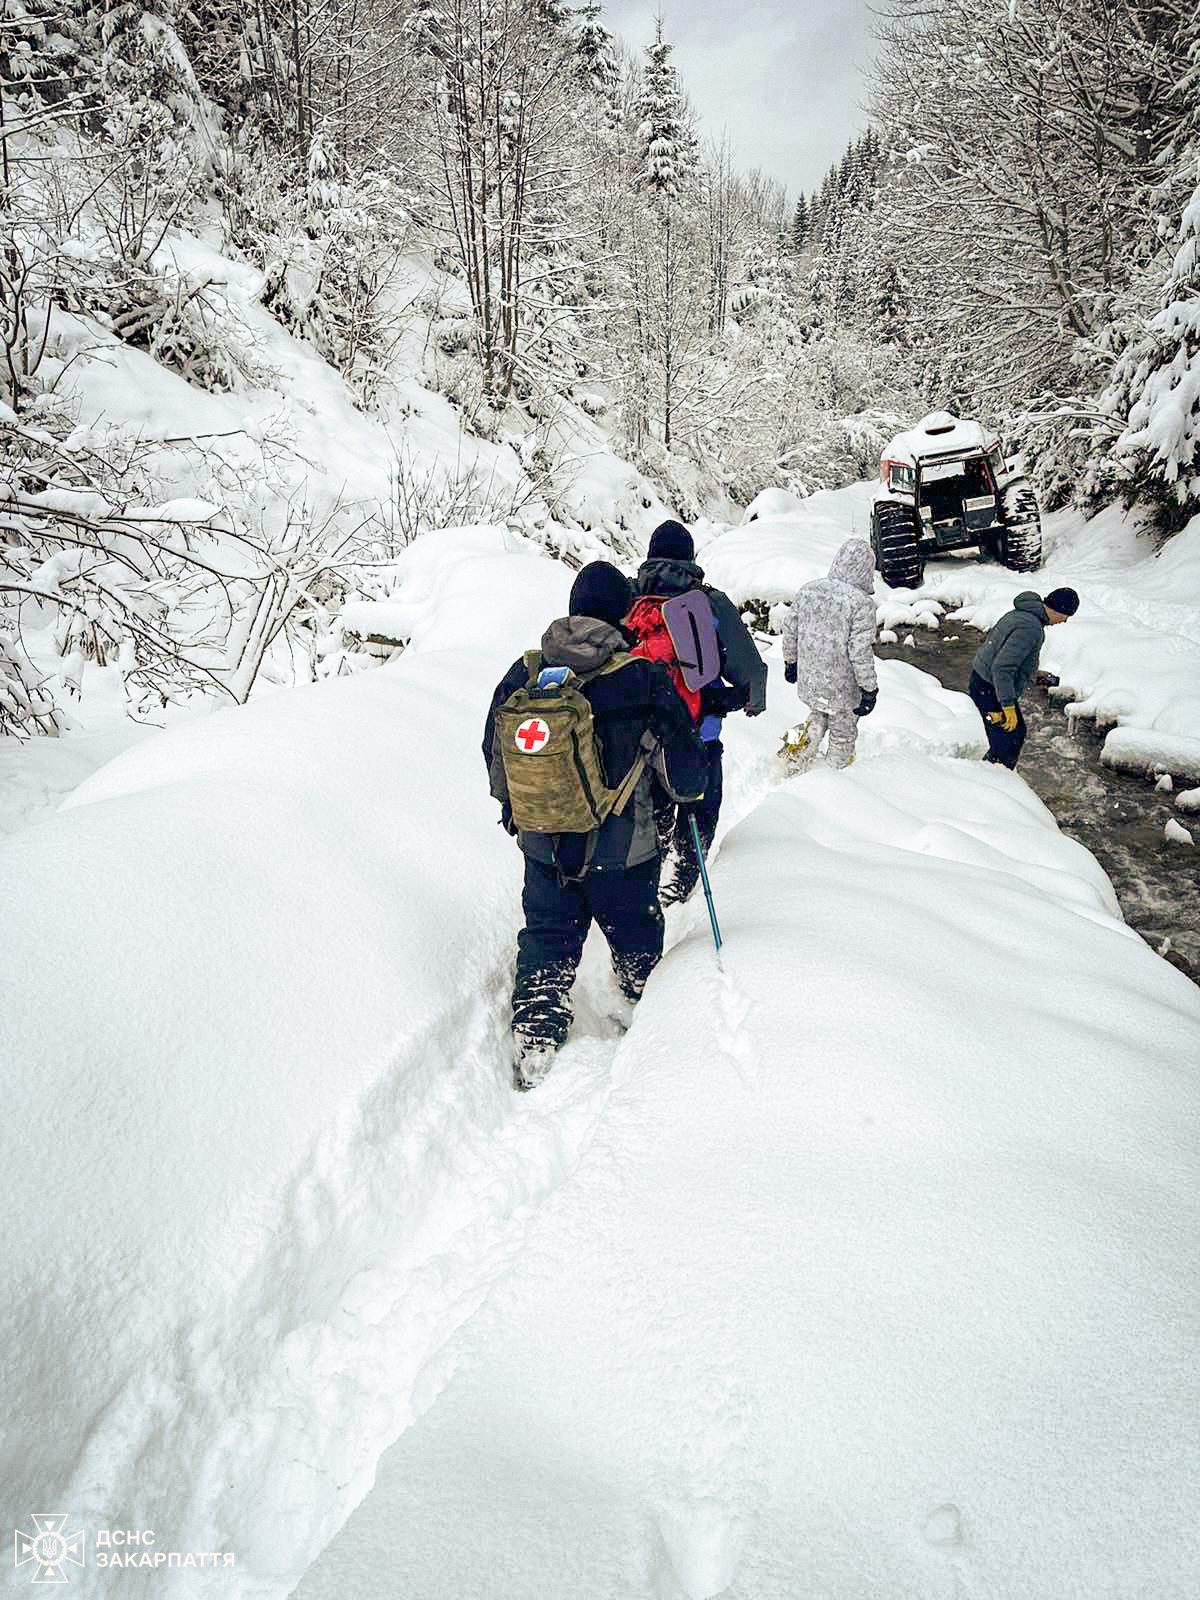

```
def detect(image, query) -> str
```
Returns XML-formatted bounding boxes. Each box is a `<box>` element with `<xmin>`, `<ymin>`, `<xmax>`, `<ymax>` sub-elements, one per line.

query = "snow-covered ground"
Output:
<box><xmin>5</xmin><ymin>527</ymin><xmax>1199</xmax><ymax>1599</ymax></box>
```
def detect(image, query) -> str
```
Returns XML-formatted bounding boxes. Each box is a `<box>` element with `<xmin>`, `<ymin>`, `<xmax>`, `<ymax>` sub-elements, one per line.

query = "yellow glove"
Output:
<box><xmin>988</xmin><ymin>705</ymin><xmax>1018</xmax><ymax>733</ymax></box>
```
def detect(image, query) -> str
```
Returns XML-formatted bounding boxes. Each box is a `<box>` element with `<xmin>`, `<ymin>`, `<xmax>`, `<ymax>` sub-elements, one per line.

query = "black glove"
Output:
<box><xmin>855</xmin><ymin>688</ymin><xmax>878</xmax><ymax>717</ymax></box>
<box><xmin>700</xmin><ymin>681</ymin><xmax>749</xmax><ymax>718</ymax></box>
<box><xmin>500</xmin><ymin>804</ymin><xmax>518</xmax><ymax>836</ymax></box>
<box><xmin>783</xmin><ymin>661</ymin><xmax>797</xmax><ymax>685</ymax></box>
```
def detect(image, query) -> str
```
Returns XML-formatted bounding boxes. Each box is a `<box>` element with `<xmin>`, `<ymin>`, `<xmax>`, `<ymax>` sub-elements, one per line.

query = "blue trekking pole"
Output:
<box><xmin>687</xmin><ymin>812</ymin><xmax>722</xmax><ymax>952</ymax></box>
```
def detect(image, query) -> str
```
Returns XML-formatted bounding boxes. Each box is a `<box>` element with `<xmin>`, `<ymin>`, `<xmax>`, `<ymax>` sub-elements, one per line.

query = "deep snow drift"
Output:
<box><xmin>4</xmin><ymin>527</ymin><xmax>1200</xmax><ymax>1599</ymax></box>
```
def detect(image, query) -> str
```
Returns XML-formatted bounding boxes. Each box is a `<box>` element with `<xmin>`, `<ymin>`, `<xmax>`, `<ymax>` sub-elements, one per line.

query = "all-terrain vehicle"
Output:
<box><xmin>870</xmin><ymin>410</ymin><xmax>1042</xmax><ymax>589</ymax></box>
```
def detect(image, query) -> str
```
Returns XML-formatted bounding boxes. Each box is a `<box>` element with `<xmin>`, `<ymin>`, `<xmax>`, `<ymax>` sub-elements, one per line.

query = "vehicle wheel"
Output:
<box><xmin>872</xmin><ymin>502</ymin><xmax>924</xmax><ymax>589</ymax></box>
<box><xmin>999</xmin><ymin>484</ymin><xmax>1043</xmax><ymax>572</ymax></box>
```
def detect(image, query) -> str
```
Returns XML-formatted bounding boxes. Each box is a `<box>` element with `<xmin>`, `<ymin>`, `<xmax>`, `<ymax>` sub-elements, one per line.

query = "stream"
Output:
<box><xmin>876</xmin><ymin>628</ymin><xmax>1200</xmax><ymax>988</ymax></box>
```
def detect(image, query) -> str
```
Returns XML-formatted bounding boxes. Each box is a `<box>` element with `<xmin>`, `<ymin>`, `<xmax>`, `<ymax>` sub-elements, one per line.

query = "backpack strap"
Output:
<box><xmin>608</xmin><ymin>730</ymin><xmax>657</xmax><ymax>818</ymax></box>
<box><xmin>544</xmin><ymin>650</ymin><xmax>649</xmax><ymax>877</ymax></box>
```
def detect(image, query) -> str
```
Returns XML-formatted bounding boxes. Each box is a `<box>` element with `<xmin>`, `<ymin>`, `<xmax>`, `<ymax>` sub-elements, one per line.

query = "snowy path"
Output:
<box><xmin>294</xmin><ymin>755</ymin><xmax>1200</xmax><ymax>1600</ymax></box>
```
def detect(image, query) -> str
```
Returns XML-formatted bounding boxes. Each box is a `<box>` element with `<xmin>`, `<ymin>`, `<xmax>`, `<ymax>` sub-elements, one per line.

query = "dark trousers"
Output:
<box><xmin>512</xmin><ymin>855</ymin><xmax>665</xmax><ymax>1050</ymax></box>
<box><xmin>656</xmin><ymin>740</ymin><xmax>723</xmax><ymax>901</ymax></box>
<box><xmin>969</xmin><ymin>671</ymin><xmax>1026</xmax><ymax>769</ymax></box>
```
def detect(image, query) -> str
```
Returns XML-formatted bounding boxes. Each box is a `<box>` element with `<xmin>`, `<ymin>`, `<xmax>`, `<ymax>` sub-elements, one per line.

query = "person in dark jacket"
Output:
<box><xmin>632</xmin><ymin>519</ymin><xmax>767</xmax><ymax>904</ymax></box>
<box><xmin>969</xmin><ymin>586</ymin><xmax>1079</xmax><ymax>769</ymax></box>
<box><xmin>484</xmin><ymin>560</ymin><xmax>707</xmax><ymax>1090</ymax></box>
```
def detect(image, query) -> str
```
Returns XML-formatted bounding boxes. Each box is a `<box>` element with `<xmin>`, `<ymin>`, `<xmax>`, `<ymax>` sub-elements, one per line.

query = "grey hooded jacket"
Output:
<box><xmin>971</xmin><ymin>592</ymin><xmax>1047</xmax><ymax>706</ymax></box>
<box><xmin>782</xmin><ymin>539</ymin><xmax>878</xmax><ymax>714</ymax></box>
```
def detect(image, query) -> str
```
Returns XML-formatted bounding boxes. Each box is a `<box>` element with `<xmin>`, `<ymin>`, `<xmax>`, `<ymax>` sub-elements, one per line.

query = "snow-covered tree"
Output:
<box><xmin>870</xmin><ymin>258</ymin><xmax>911</xmax><ymax>348</ymax></box>
<box><xmin>574</xmin><ymin>2</ymin><xmax>619</xmax><ymax>109</ymax></box>
<box><xmin>1094</xmin><ymin>143</ymin><xmax>1200</xmax><ymax>524</ymax></box>
<box><xmin>792</xmin><ymin>195</ymin><xmax>809</xmax><ymax>255</ymax></box>
<box><xmin>634</xmin><ymin>20</ymin><xmax>689</xmax><ymax>204</ymax></box>
<box><xmin>868</xmin><ymin>0</ymin><xmax>1184</xmax><ymax>404</ymax></box>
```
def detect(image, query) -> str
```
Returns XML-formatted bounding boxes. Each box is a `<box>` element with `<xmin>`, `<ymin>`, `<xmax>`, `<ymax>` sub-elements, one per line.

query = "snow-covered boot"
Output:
<box><xmin>512</xmin><ymin>1034</ymin><xmax>559</xmax><ymax>1092</ymax></box>
<box><xmin>659</xmin><ymin>859</ymin><xmax>698</xmax><ymax>906</ymax></box>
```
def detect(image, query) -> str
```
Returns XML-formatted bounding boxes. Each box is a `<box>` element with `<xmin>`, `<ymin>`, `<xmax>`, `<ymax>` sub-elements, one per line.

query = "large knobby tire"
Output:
<box><xmin>1000</xmin><ymin>484</ymin><xmax>1043</xmax><ymax>572</ymax></box>
<box><xmin>872</xmin><ymin>501</ymin><xmax>924</xmax><ymax>589</ymax></box>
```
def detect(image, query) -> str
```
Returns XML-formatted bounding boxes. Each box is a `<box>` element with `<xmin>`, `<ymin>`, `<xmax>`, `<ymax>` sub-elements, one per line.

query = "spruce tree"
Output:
<box><xmin>634</xmin><ymin>20</ymin><xmax>689</xmax><ymax>203</ymax></box>
<box><xmin>1094</xmin><ymin>13</ymin><xmax>1200</xmax><ymax>527</ymax></box>
<box><xmin>574</xmin><ymin>2</ymin><xmax>619</xmax><ymax>111</ymax></box>
<box><xmin>792</xmin><ymin>195</ymin><xmax>809</xmax><ymax>255</ymax></box>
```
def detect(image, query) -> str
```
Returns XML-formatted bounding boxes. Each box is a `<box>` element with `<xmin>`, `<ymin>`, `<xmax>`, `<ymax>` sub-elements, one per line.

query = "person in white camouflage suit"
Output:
<box><xmin>781</xmin><ymin>538</ymin><xmax>879</xmax><ymax>769</ymax></box>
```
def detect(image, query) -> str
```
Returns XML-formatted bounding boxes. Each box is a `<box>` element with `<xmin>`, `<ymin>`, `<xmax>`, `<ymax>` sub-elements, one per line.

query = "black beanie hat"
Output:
<box><xmin>569</xmin><ymin>561</ymin><xmax>633</xmax><ymax>627</ymax></box>
<box><xmin>647</xmin><ymin>519</ymin><xmax>695</xmax><ymax>562</ymax></box>
<box><xmin>1043</xmin><ymin>587</ymin><xmax>1079</xmax><ymax>616</ymax></box>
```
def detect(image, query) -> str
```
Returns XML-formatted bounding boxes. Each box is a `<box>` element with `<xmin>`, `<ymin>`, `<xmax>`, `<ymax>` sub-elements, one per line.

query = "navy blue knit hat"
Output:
<box><xmin>1043</xmin><ymin>587</ymin><xmax>1079</xmax><ymax>616</ymax></box>
<box><xmin>569</xmin><ymin>561</ymin><xmax>633</xmax><ymax>627</ymax></box>
<box><xmin>647</xmin><ymin>520</ymin><xmax>695</xmax><ymax>562</ymax></box>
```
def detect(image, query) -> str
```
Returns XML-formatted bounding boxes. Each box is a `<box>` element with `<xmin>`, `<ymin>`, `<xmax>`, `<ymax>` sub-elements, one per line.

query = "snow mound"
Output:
<box><xmin>701</xmin><ymin>481</ymin><xmax>879</xmax><ymax>605</ymax></box>
<box><xmin>741</xmin><ymin>486</ymin><xmax>807</xmax><ymax>522</ymax></box>
<box><xmin>881</xmin><ymin>408</ymin><xmax>996</xmax><ymax>465</ymax></box>
<box><xmin>1101</xmin><ymin>727</ymin><xmax>1200</xmax><ymax>784</ymax></box>
<box><xmin>1</xmin><ymin>541</ymin><xmax>577</xmax><ymax>1596</ymax></box>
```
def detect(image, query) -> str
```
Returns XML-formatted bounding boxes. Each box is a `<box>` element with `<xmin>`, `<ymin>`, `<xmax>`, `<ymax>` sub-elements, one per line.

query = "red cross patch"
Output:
<box><xmin>515</xmin><ymin>717</ymin><xmax>550</xmax><ymax>753</ymax></box>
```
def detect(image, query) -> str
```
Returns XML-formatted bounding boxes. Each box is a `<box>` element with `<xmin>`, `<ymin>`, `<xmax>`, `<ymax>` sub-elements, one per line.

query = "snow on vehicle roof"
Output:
<box><xmin>882</xmin><ymin>410</ymin><xmax>999</xmax><ymax>467</ymax></box>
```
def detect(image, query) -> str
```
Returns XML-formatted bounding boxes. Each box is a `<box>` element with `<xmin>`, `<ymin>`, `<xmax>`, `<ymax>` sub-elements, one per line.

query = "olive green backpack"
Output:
<box><xmin>492</xmin><ymin>651</ymin><xmax>649</xmax><ymax>840</ymax></box>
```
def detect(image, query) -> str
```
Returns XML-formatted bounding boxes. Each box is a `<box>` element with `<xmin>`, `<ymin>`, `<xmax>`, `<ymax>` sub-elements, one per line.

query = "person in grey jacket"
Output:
<box><xmin>781</xmin><ymin>539</ymin><xmax>879</xmax><ymax>770</ymax></box>
<box><xmin>969</xmin><ymin>586</ymin><xmax>1079</xmax><ymax>768</ymax></box>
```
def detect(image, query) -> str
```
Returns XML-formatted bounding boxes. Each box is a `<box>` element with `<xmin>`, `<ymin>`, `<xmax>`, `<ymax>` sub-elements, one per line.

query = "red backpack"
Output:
<box><xmin>624</xmin><ymin>593</ymin><xmax>719</xmax><ymax>723</ymax></box>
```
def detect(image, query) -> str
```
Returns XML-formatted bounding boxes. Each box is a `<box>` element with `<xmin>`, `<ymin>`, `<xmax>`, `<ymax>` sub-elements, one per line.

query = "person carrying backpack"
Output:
<box><xmin>483</xmin><ymin>560</ymin><xmax>708</xmax><ymax>1091</ymax></box>
<box><xmin>627</xmin><ymin>520</ymin><xmax>767</xmax><ymax>905</ymax></box>
<box><xmin>781</xmin><ymin>538</ymin><xmax>879</xmax><ymax>771</ymax></box>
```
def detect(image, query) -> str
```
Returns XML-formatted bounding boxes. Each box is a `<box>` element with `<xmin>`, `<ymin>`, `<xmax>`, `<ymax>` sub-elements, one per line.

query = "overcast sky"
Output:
<box><xmin>601</xmin><ymin>0</ymin><xmax>880</xmax><ymax>199</ymax></box>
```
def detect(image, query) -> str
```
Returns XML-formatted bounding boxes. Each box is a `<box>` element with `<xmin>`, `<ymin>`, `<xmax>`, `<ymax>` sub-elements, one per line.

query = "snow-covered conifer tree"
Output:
<box><xmin>574</xmin><ymin>2</ymin><xmax>619</xmax><ymax>107</ymax></box>
<box><xmin>634</xmin><ymin>20</ymin><xmax>689</xmax><ymax>203</ymax></box>
<box><xmin>792</xmin><ymin>195</ymin><xmax>809</xmax><ymax>255</ymax></box>
<box><xmin>1098</xmin><ymin>167</ymin><xmax>1200</xmax><ymax>525</ymax></box>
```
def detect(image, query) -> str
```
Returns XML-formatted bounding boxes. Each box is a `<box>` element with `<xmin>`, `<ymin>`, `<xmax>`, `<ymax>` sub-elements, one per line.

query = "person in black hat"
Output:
<box><xmin>630</xmin><ymin>520</ymin><xmax>767</xmax><ymax>904</ymax></box>
<box><xmin>969</xmin><ymin>586</ymin><xmax>1079</xmax><ymax>769</ymax></box>
<box><xmin>483</xmin><ymin>560</ymin><xmax>707</xmax><ymax>1090</ymax></box>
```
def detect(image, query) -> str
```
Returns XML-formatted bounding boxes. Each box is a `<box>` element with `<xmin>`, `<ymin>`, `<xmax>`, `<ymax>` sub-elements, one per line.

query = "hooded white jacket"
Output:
<box><xmin>782</xmin><ymin>539</ymin><xmax>878</xmax><ymax>714</ymax></box>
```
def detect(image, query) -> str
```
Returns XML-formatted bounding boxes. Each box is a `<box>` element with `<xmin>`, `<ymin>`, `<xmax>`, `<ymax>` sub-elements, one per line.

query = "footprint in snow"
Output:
<box><xmin>922</xmin><ymin>1503</ymin><xmax>963</xmax><ymax>1548</ymax></box>
<box><xmin>653</xmin><ymin>1497</ymin><xmax>747</xmax><ymax>1600</ymax></box>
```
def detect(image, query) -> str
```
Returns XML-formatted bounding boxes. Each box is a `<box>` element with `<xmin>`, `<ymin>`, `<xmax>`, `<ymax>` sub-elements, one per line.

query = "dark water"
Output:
<box><xmin>876</xmin><ymin>629</ymin><xmax>1200</xmax><ymax>987</ymax></box>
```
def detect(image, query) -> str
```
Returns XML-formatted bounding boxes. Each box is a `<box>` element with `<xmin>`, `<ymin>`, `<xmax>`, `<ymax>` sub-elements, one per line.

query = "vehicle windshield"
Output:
<box><xmin>919</xmin><ymin>454</ymin><xmax>995</xmax><ymax>517</ymax></box>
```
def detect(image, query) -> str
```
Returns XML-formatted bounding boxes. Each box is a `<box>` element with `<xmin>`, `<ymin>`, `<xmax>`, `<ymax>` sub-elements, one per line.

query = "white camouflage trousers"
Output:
<box><xmin>795</xmin><ymin>708</ymin><xmax>858</xmax><ymax>771</ymax></box>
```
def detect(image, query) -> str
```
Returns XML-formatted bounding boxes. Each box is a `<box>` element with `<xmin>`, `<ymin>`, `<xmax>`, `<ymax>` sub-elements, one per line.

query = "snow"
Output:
<box><xmin>1100</xmin><ymin>727</ymin><xmax>1200</xmax><ymax>784</ymax></box>
<box><xmin>880</xmin><ymin>408</ymin><xmax>997</xmax><ymax>467</ymax></box>
<box><xmin>296</xmin><ymin>752</ymin><xmax>1199</xmax><ymax>1600</ymax></box>
<box><xmin>6</xmin><ymin>528</ymin><xmax>1200</xmax><ymax>1600</ymax></box>
<box><xmin>740</xmin><ymin>485</ymin><xmax>806</xmax><ymax>522</ymax></box>
<box><xmin>1165</xmin><ymin>817</ymin><xmax>1194</xmax><ymax>846</ymax></box>
<box><xmin>700</xmin><ymin>480</ymin><xmax>879</xmax><ymax>605</ymax></box>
